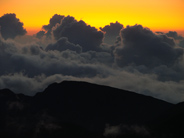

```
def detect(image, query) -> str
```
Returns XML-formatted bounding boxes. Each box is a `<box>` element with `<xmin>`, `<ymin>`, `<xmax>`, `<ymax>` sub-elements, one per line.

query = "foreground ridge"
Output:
<box><xmin>1</xmin><ymin>80</ymin><xmax>184</xmax><ymax>138</ymax></box>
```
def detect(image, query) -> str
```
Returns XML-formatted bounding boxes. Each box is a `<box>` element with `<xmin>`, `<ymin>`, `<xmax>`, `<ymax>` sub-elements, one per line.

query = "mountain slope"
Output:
<box><xmin>0</xmin><ymin>81</ymin><xmax>174</xmax><ymax>138</ymax></box>
<box><xmin>152</xmin><ymin>102</ymin><xmax>184</xmax><ymax>138</ymax></box>
<box><xmin>35</xmin><ymin>81</ymin><xmax>173</xmax><ymax>127</ymax></box>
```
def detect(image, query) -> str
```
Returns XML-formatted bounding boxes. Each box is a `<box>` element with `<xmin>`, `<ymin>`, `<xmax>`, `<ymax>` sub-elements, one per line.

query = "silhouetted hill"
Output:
<box><xmin>0</xmin><ymin>81</ymin><xmax>179</xmax><ymax>138</ymax></box>
<box><xmin>152</xmin><ymin>102</ymin><xmax>184</xmax><ymax>138</ymax></box>
<box><xmin>35</xmin><ymin>81</ymin><xmax>173</xmax><ymax>127</ymax></box>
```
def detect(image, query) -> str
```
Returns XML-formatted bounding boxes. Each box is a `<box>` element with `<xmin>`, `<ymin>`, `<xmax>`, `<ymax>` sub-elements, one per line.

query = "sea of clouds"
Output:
<box><xmin>0</xmin><ymin>13</ymin><xmax>184</xmax><ymax>103</ymax></box>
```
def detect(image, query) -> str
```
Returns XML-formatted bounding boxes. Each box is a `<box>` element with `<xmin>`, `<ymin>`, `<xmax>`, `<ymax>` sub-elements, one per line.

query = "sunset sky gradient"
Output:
<box><xmin>1</xmin><ymin>0</ymin><xmax>184</xmax><ymax>35</ymax></box>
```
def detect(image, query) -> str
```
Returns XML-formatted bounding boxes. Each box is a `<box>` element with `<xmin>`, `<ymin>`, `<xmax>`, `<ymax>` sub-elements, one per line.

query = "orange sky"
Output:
<box><xmin>0</xmin><ymin>0</ymin><xmax>184</xmax><ymax>35</ymax></box>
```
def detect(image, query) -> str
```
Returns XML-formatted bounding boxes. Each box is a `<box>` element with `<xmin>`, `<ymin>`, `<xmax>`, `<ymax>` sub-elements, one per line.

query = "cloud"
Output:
<box><xmin>155</xmin><ymin>31</ymin><xmax>164</xmax><ymax>35</ymax></box>
<box><xmin>53</xmin><ymin>16</ymin><xmax>104</xmax><ymax>52</ymax></box>
<box><xmin>42</xmin><ymin>14</ymin><xmax>64</xmax><ymax>37</ymax></box>
<box><xmin>103</xmin><ymin>124</ymin><xmax>121</xmax><ymax>137</ymax></box>
<box><xmin>103</xmin><ymin>124</ymin><xmax>150</xmax><ymax>137</ymax></box>
<box><xmin>114</xmin><ymin>25</ymin><xmax>183</xmax><ymax>68</ymax></box>
<box><xmin>81</xmin><ymin>70</ymin><xmax>184</xmax><ymax>103</ymax></box>
<box><xmin>166</xmin><ymin>31</ymin><xmax>183</xmax><ymax>40</ymax></box>
<box><xmin>0</xmin><ymin>34</ymin><xmax>184</xmax><ymax>102</ymax></box>
<box><xmin>46</xmin><ymin>37</ymin><xmax>82</xmax><ymax>53</ymax></box>
<box><xmin>0</xmin><ymin>35</ymin><xmax>113</xmax><ymax>79</ymax></box>
<box><xmin>100</xmin><ymin>21</ymin><xmax>123</xmax><ymax>45</ymax></box>
<box><xmin>34</xmin><ymin>111</ymin><xmax>62</xmax><ymax>135</ymax></box>
<box><xmin>43</xmin><ymin>14</ymin><xmax>64</xmax><ymax>31</ymax></box>
<box><xmin>36</xmin><ymin>31</ymin><xmax>46</xmax><ymax>39</ymax></box>
<box><xmin>0</xmin><ymin>17</ymin><xmax>184</xmax><ymax>103</ymax></box>
<box><xmin>1</xmin><ymin>67</ymin><xmax>184</xmax><ymax>103</ymax></box>
<box><xmin>0</xmin><ymin>73</ymin><xmax>72</xmax><ymax>95</ymax></box>
<box><xmin>0</xmin><ymin>13</ymin><xmax>27</xmax><ymax>39</ymax></box>
<box><xmin>179</xmin><ymin>39</ymin><xmax>184</xmax><ymax>48</ymax></box>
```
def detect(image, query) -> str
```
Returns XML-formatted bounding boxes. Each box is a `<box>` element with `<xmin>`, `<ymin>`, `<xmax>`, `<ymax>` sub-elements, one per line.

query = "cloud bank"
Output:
<box><xmin>0</xmin><ymin>14</ymin><xmax>184</xmax><ymax>103</ymax></box>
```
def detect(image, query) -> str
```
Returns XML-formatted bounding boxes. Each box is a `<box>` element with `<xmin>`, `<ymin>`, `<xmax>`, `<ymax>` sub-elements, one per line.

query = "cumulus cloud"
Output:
<box><xmin>42</xmin><ymin>14</ymin><xmax>64</xmax><ymax>37</ymax></box>
<box><xmin>0</xmin><ymin>15</ymin><xmax>184</xmax><ymax>103</ymax></box>
<box><xmin>100</xmin><ymin>21</ymin><xmax>123</xmax><ymax>45</ymax></box>
<box><xmin>53</xmin><ymin>16</ymin><xmax>104</xmax><ymax>52</ymax></box>
<box><xmin>46</xmin><ymin>37</ymin><xmax>82</xmax><ymax>53</ymax></box>
<box><xmin>43</xmin><ymin>14</ymin><xmax>64</xmax><ymax>31</ymax></box>
<box><xmin>114</xmin><ymin>25</ymin><xmax>183</xmax><ymax>68</ymax></box>
<box><xmin>166</xmin><ymin>31</ymin><xmax>183</xmax><ymax>40</ymax></box>
<box><xmin>36</xmin><ymin>31</ymin><xmax>46</xmax><ymax>39</ymax></box>
<box><xmin>0</xmin><ymin>13</ymin><xmax>27</xmax><ymax>39</ymax></box>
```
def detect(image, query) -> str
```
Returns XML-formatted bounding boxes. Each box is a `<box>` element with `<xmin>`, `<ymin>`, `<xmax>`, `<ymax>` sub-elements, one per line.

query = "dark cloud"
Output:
<box><xmin>0</xmin><ymin>13</ymin><xmax>27</xmax><ymax>39</ymax></box>
<box><xmin>36</xmin><ymin>31</ymin><xmax>46</xmax><ymax>39</ymax></box>
<box><xmin>166</xmin><ymin>31</ymin><xmax>183</xmax><ymax>40</ymax></box>
<box><xmin>0</xmin><ymin>16</ymin><xmax>184</xmax><ymax>103</ymax></box>
<box><xmin>0</xmin><ymin>36</ymin><xmax>112</xmax><ymax>79</ymax></box>
<box><xmin>0</xmin><ymin>37</ymin><xmax>115</xmax><ymax>95</ymax></box>
<box><xmin>43</xmin><ymin>14</ymin><xmax>64</xmax><ymax>31</ymax></box>
<box><xmin>46</xmin><ymin>37</ymin><xmax>82</xmax><ymax>53</ymax></box>
<box><xmin>53</xmin><ymin>16</ymin><xmax>104</xmax><ymax>52</ymax></box>
<box><xmin>0</xmin><ymin>36</ymin><xmax>18</xmax><ymax>75</ymax></box>
<box><xmin>42</xmin><ymin>14</ymin><xmax>64</xmax><ymax>37</ymax></box>
<box><xmin>9</xmin><ymin>50</ymin><xmax>98</xmax><ymax>78</ymax></box>
<box><xmin>100</xmin><ymin>21</ymin><xmax>123</xmax><ymax>45</ymax></box>
<box><xmin>155</xmin><ymin>31</ymin><xmax>164</xmax><ymax>35</ymax></box>
<box><xmin>114</xmin><ymin>25</ymin><xmax>183</xmax><ymax>68</ymax></box>
<box><xmin>152</xmin><ymin>65</ymin><xmax>184</xmax><ymax>81</ymax></box>
<box><xmin>179</xmin><ymin>39</ymin><xmax>184</xmax><ymax>48</ymax></box>
<box><xmin>79</xmin><ymin>51</ymin><xmax>114</xmax><ymax>66</ymax></box>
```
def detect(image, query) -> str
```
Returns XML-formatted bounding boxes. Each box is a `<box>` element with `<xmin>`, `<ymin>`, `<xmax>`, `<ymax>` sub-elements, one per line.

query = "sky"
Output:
<box><xmin>0</xmin><ymin>0</ymin><xmax>184</xmax><ymax>104</ymax></box>
<box><xmin>0</xmin><ymin>0</ymin><xmax>184</xmax><ymax>35</ymax></box>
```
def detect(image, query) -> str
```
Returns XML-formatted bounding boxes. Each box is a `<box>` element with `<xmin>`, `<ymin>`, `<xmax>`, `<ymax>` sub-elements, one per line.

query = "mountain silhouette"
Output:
<box><xmin>0</xmin><ymin>80</ymin><xmax>182</xmax><ymax>138</ymax></box>
<box><xmin>152</xmin><ymin>101</ymin><xmax>184</xmax><ymax>138</ymax></box>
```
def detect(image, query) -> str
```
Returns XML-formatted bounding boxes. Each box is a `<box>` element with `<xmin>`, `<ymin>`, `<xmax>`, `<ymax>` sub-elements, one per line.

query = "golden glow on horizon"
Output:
<box><xmin>0</xmin><ymin>0</ymin><xmax>184</xmax><ymax>35</ymax></box>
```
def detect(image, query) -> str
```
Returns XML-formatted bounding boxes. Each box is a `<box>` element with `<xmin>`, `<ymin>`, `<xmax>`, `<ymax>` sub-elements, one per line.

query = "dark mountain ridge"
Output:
<box><xmin>0</xmin><ymin>80</ymin><xmax>183</xmax><ymax>138</ymax></box>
